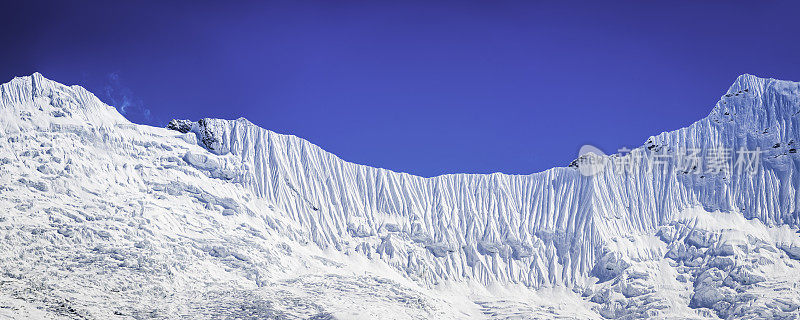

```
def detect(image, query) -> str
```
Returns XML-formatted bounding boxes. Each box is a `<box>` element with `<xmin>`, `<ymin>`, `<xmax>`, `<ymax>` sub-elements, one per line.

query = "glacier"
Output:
<box><xmin>1</xmin><ymin>72</ymin><xmax>800</xmax><ymax>319</ymax></box>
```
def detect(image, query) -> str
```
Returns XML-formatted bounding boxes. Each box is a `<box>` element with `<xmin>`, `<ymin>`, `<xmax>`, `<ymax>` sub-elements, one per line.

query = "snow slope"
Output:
<box><xmin>1</xmin><ymin>73</ymin><xmax>800</xmax><ymax>319</ymax></box>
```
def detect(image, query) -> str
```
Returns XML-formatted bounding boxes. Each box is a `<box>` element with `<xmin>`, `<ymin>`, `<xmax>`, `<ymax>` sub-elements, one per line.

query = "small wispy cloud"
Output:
<box><xmin>103</xmin><ymin>72</ymin><xmax>152</xmax><ymax>122</ymax></box>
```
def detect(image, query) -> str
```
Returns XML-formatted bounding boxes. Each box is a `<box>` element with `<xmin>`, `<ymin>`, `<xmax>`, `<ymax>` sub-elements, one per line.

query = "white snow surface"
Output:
<box><xmin>1</xmin><ymin>72</ymin><xmax>800</xmax><ymax>319</ymax></box>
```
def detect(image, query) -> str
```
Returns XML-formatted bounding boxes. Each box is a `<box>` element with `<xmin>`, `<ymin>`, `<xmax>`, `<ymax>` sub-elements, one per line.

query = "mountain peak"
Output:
<box><xmin>726</xmin><ymin>73</ymin><xmax>771</xmax><ymax>96</ymax></box>
<box><xmin>0</xmin><ymin>73</ymin><xmax>128</xmax><ymax>131</ymax></box>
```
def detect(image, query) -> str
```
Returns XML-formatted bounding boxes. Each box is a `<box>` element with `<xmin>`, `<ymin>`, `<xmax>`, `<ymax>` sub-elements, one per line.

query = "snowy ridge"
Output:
<box><xmin>3</xmin><ymin>73</ymin><xmax>800</xmax><ymax>318</ymax></box>
<box><xmin>161</xmin><ymin>74</ymin><xmax>800</xmax><ymax>290</ymax></box>
<box><xmin>179</xmin><ymin>117</ymin><xmax>601</xmax><ymax>287</ymax></box>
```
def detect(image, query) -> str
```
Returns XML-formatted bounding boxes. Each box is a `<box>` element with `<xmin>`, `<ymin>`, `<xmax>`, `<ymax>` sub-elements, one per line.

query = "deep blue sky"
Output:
<box><xmin>2</xmin><ymin>1</ymin><xmax>799</xmax><ymax>177</ymax></box>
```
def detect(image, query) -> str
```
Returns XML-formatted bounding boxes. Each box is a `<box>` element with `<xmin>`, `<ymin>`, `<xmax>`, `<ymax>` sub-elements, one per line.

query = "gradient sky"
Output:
<box><xmin>2</xmin><ymin>1</ymin><xmax>799</xmax><ymax>177</ymax></box>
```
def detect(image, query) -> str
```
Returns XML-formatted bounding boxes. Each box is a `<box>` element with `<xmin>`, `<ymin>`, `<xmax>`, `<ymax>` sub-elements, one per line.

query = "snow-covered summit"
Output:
<box><xmin>726</xmin><ymin>73</ymin><xmax>766</xmax><ymax>95</ymax></box>
<box><xmin>0</xmin><ymin>73</ymin><xmax>128</xmax><ymax>133</ymax></box>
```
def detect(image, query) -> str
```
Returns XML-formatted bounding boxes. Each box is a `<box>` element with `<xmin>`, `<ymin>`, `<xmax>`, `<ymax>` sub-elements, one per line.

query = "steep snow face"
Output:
<box><xmin>177</xmin><ymin>116</ymin><xmax>601</xmax><ymax>287</ymax></box>
<box><xmin>3</xmin><ymin>73</ymin><xmax>800</xmax><ymax>319</ymax></box>
<box><xmin>164</xmin><ymin>75</ymin><xmax>800</xmax><ymax>289</ymax></box>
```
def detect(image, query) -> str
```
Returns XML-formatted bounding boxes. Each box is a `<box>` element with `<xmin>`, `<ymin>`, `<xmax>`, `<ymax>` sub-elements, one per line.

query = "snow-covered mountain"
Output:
<box><xmin>1</xmin><ymin>73</ymin><xmax>800</xmax><ymax>319</ymax></box>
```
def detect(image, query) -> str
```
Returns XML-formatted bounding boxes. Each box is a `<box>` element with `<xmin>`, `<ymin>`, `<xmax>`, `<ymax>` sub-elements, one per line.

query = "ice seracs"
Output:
<box><xmin>1</xmin><ymin>72</ymin><xmax>800</xmax><ymax>318</ymax></box>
